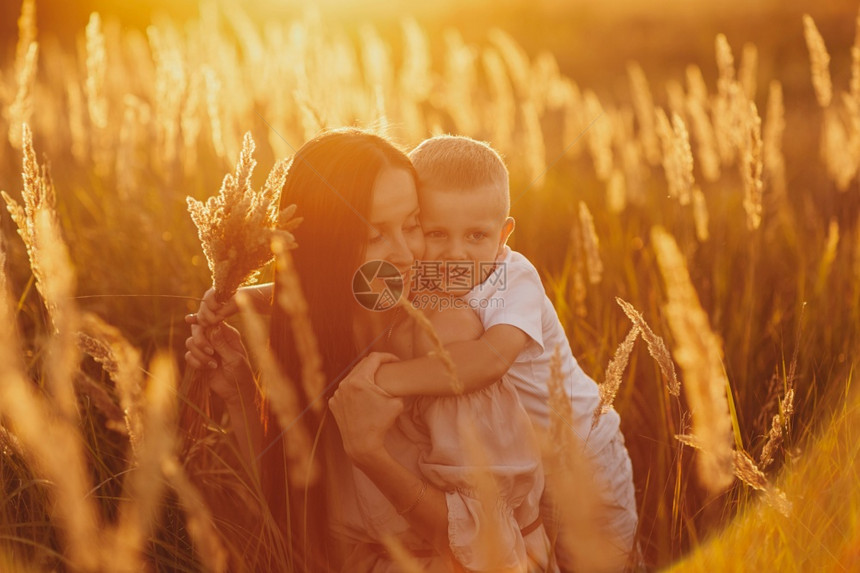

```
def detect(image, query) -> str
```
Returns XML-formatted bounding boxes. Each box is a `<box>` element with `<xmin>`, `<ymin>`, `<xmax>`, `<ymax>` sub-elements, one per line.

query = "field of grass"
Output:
<box><xmin>669</xmin><ymin>370</ymin><xmax>858</xmax><ymax>572</ymax></box>
<box><xmin>0</xmin><ymin>0</ymin><xmax>859</xmax><ymax>570</ymax></box>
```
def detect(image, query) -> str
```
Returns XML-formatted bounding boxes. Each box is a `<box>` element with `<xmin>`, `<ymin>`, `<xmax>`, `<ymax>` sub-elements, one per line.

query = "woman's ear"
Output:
<box><xmin>499</xmin><ymin>217</ymin><xmax>515</xmax><ymax>246</ymax></box>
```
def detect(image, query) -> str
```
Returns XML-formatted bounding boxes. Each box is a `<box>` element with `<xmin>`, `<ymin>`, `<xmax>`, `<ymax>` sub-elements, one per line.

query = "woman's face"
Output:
<box><xmin>363</xmin><ymin>166</ymin><xmax>424</xmax><ymax>296</ymax></box>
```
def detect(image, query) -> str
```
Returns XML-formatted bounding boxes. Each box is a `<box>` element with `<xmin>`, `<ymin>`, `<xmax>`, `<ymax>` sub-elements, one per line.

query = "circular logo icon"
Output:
<box><xmin>352</xmin><ymin>260</ymin><xmax>404</xmax><ymax>311</ymax></box>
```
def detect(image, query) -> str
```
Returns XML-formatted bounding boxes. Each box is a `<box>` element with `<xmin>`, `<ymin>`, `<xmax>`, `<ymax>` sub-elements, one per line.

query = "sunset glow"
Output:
<box><xmin>0</xmin><ymin>0</ymin><xmax>858</xmax><ymax>571</ymax></box>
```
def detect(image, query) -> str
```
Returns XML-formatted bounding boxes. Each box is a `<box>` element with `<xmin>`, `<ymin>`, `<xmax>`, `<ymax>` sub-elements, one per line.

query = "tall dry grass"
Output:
<box><xmin>1</xmin><ymin>120</ymin><xmax>229</xmax><ymax>571</ymax></box>
<box><xmin>668</xmin><ymin>370</ymin><xmax>858</xmax><ymax>572</ymax></box>
<box><xmin>0</xmin><ymin>0</ymin><xmax>858</xmax><ymax>570</ymax></box>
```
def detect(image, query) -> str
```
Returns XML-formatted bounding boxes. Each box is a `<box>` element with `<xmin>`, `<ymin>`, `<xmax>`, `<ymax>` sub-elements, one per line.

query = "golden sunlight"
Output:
<box><xmin>0</xmin><ymin>0</ymin><xmax>858</xmax><ymax>571</ymax></box>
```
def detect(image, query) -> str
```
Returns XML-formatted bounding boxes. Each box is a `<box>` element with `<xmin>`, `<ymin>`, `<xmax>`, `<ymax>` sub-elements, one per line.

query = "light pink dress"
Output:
<box><xmin>329</xmin><ymin>376</ymin><xmax>555</xmax><ymax>572</ymax></box>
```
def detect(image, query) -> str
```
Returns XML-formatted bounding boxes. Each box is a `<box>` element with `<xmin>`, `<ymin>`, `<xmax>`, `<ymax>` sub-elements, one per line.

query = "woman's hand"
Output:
<box><xmin>202</xmin><ymin>323</ymin><xmax>254</xmax><ymax>406</ymax></box>
<box><xmin>186</xmin><ymin>287</ymin><xmax>238</xmax><ymax>329</ymax></box>
<box><xmin>184</xmin><ymin>286</ymin><xmax>273</xmax><ymax>366</ymax></box>
<box><xmin>328</xmin><ymin>352</ymin><xmax>403</xmax><ymax>466</ymax></box>
<box><xmin>184</xmin><ymin>288</ymin><xmax>238</xmax><ymax>368</ymax></box>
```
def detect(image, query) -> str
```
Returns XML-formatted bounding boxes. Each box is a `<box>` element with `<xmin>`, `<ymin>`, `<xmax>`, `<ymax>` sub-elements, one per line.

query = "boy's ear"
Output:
<box><xmin>499</xmin><ymin>217</ymin><xmax>515</xmax><ymax>245</ymax></box>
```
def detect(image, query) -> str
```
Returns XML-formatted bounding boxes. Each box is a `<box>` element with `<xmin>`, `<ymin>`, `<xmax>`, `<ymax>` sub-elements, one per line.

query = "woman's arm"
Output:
<box><xmin>199</xmin><ymin>324</ymin><xmax>264</xmax><ymax>474</ymax></box>
<box><xmin>328</xmin><ymin>353</ymin><xmax>460</xmax><ymax>563</ymax></box>
<box><xmin>374</xmin><ymin>310</ymin><xmax>545</xmax><ymax>570</ymax></box>
<box><xmin>352</xmin><ymin>448</ymin><xmax>456</xmax><ymax>561</ymax></box>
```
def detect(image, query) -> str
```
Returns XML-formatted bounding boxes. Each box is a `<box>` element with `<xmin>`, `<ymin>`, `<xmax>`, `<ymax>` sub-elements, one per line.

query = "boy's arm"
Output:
<box><xmin>377</xmin><ymin>323</ymin><xmax>532</xmax><ymax>397</ymax></box>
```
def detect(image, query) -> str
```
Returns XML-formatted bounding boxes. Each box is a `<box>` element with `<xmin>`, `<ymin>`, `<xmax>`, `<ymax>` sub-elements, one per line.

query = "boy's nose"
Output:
<box><xmin>443</xmin><ymin>240</ymin><xmax>469</xmax><ymax>261</ymax></box>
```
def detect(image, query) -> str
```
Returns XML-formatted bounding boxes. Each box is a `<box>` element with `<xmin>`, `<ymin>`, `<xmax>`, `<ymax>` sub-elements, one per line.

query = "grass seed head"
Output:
<box><xmin>85</xmin><ymin>13</ymin><xmax>108</xmax><ymax>130</ymax></box>
<box><xmin>616</xmin><ymin>297</ymin><xmax>680</xmax><ymax>396</ymax></box>
<box><xmin>652</xmin><ymin>227</ymin><xmax>734</xmax><ymax>493</ymax></box>
<box><xmin>187</xmin><ymin>132</ymin><xmax>300</xmax><ymax>304</ymax></box>
<box><xmin>78</xmin><ymin>313</ymin><xmax>145</xmax><ymax>453</ymax></box>
<box><xmin>733</xmin><ymin>449</ymin><xmax>792</xmax><ymax>516</ymax></box>
<box><xmin>763</xmin><ymin>81</ymin><xmax>787</xmax><ymax>201</ymax></box>
<box><xmin>7</xmin><ymin>42</ymin><xmax>38</xmax><ymax>150</ymax></box>
<box><xmin>686</xmin><ymin>87</ymin><xmax>721</xmax><ymax>183</ymax></box>
<box><xmin>656</xmin><ymin>110</ymin><xmax>695</xmax><ymax>204</ymax></box>
<box><xmin>803</xmin><ymin>14</ymin><xmax>833</xmax><ymax>108</ymax></box>
<box><xmin>715</xmin><ymin>34</ymin><xmax>736</xmax><ymax>86</ymax></box>
<box><xmin>2</xmin><ymin>124</ymin><xmax>71</xmax><ymax>330</ymax></box>
<box><xmin>627</xmin><ymin>61</ymin><xmax>661</xmax><ymax>166</ymax></box>
<box><xmin>14</xmin><ymin>0</ymin><xmax>36</xmax><ymax>77</ymax></box>
<box><xmin>692</xmin><ymin>187</ymin><xmax>710</xmax><ymax>242</ymax></box>
<box><xmin>593</xmin><ymin>324</ymin><xmax>639</xmax><ymax>431</ymax></box>
<box><xmin>741</xmin><ymin>101</ymin><xmax>764</xmax><ymax>230</ymax></box>
<box><xmin>584</xmin><ymin>90</ymin><xmax>614</xmax><ymax>181</ymax></box>
<box><xmin>851</xmin><ymin>10</ymin><xmax>860</xmax><ymax>101</ymax></box>
<box><xmin>483</xmin><ymin>47</ymin><xmax>516</xmax><ymax>153</ymax></box>
<box><xmin>578</xmin><ymin>201</ymin><xmax>603</xmax><ymax>285</ymax></box>
<box><xmin>606</xmin><ymin>167</ymin><xmax>627</xmax><ymax>213</ymax></box>
<box><xmin>739</xmin><ymin>43</ymin><xmax>758</xmax><ymax>101</ymax></box>
<box><xmin>545</xmin><ymin>344</ymin><xmax>576</xmax><ymax>461</ymax></box>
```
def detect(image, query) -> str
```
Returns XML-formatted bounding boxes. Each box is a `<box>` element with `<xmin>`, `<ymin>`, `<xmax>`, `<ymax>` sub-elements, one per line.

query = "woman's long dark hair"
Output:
<box><xmin>263</xmin><ymin>128</ymin><xmax>416</xmax><ymax>571</ymax></box>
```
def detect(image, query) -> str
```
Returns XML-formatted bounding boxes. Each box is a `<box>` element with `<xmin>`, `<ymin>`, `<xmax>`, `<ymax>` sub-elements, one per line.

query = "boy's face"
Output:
<box><xmin>419</xmin><ymin>183</ymin><xmax>514</xmax><ymax>295</ymax></box>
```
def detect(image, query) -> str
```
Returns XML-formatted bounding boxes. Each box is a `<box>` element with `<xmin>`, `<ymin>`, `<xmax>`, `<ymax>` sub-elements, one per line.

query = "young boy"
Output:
<box><xmin>375</xmin><ymin>135</ymin><xmax>639</xmax><ymax>572</ymax></box>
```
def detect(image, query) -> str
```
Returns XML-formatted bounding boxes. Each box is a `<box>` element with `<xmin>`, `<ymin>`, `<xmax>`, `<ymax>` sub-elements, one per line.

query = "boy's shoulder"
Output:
<box><xmin>463</xmin><ymin>246</ymin><xmax>544</xmax><ymax>303</ymax></box>
<box><xmin>503</xmin><ymin>247</ymin><xmax>539</xmax><ymax>271</ymax></box>
<box><xmin>494</xmin><ymin>247</ymin><xmax>542</xmax><ymax>288</ymax></box>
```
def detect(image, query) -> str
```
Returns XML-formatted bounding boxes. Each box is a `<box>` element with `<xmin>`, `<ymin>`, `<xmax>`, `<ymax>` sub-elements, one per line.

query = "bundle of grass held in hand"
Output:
<box><xmin>183</xmin><ymin>131</ymin><xmax>301</xmax><ymax>445</ymax></box>
<box><xmin>187</xmin><ymin>132</ymin><xmax>301</xmax><ymax>304</ymax></box>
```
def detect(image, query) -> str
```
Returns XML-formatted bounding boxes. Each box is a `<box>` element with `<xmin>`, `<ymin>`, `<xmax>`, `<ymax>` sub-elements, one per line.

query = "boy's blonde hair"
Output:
<box><xmin>409</xmin><ymin>135</ymin><xmax>510</xmax><ymax>217</ymax></box>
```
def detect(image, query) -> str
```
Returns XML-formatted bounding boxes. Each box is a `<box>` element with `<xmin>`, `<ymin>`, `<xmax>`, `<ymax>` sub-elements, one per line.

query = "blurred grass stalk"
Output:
<box><xmin>1</xmin><ymin>123</ymin><xmax>228</xmax><ymax>571</ymax></box>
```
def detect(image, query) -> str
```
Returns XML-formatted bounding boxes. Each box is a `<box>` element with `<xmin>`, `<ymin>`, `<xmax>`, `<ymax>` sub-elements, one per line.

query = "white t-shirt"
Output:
<box><xmin>461</xmin><ymin>246</ymin><xmax>620</xmax><ymax>451</ymax></box>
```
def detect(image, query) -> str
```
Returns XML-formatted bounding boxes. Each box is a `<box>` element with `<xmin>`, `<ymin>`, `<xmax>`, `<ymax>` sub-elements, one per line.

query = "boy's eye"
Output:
<box><xmin>468</xmin><ymin>232</ymin><xmax>488</xmax><ymax>241</ymax></box>
<box><xmin>425</xmin><ymin>230</ymin><xmax>446</xmax><ymax>239</ymax></box>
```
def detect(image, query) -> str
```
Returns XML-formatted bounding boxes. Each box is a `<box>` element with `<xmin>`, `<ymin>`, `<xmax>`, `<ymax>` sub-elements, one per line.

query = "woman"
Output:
<box><xmin>185</xmin><ymin>128</ymin><xmax>552</xmax><ymax>571</ymax></box>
